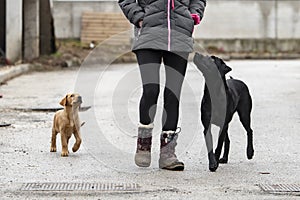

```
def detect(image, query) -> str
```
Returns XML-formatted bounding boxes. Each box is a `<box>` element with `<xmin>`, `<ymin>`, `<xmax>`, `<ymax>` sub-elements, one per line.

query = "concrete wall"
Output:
<box><xmin>6</xmin><ymin>0</ymin><xmax>23</xmax><ymax>62</ymax></box>
<box><xmin>52</xmin><ymin>0</ymin><xmax>300</xmax><ymax>39</ymax></box>
<box><xmin>23</xmin><ymin>0</ymin><xmax>40</xmax><ymax>60</ymax></box>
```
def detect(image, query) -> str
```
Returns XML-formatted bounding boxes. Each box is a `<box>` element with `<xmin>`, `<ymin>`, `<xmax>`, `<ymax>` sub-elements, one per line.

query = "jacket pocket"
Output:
<box><xmin>174</xmin><ymin>14</ymin><xmax>194</xmax><ymax>36</ymax></box>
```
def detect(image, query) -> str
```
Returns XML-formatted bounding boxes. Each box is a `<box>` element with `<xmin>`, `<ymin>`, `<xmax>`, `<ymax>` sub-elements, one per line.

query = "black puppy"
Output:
<box><xmin>193</xmin><ymin>53</ymin><xmax>254</xmax><ymax>172</ymax></box>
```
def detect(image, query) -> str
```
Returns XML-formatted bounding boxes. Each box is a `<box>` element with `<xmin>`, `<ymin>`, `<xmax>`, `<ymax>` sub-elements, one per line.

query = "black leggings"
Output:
<box><xmin>135</xmin><ymin>49</ymin><xmax>188</xmax><ymax>131</ymax></box>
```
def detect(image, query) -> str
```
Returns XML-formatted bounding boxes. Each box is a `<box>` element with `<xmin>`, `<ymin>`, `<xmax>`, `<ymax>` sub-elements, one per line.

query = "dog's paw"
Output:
<box><xmin>208</xmin><ymin>152</ymin><xmax>219</xmax><ymax>172</ymax></box>
<box><xmin>247</xmin><ymin>146</ymin><xmax>254</xmax><ymax>159</ymax></box>
<box><xmin>61</xmin><ymin>151</ymin><xmax>69</xmax><ymax>157</ymax></box>
<box><xmin>219</xmin><ymin>158</ymin><xmax>228</xmax><ymax>164</ymax></box>
<box><xmin>50</xmin><ymin>147</ymin><xmax>57</xmax><ymax>152</ymax></box>
<box><xmin>209</xmin><ymin>161</ymin><xmax>219</xmax><ymax>172</ymax></box>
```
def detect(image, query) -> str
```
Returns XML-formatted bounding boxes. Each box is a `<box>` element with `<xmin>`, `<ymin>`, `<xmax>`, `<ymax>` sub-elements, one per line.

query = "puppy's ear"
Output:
<box><xmin>59</xmin><ymin>95</ymin><xmax>68</xmax><ymax>106</ymax></box>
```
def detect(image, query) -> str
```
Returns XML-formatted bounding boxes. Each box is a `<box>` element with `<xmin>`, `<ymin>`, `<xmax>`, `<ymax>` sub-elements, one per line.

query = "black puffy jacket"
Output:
<box><xmin>119</xmin><ymin>0</ymin><xmax>206</xmax><ymax>52</ymax></box>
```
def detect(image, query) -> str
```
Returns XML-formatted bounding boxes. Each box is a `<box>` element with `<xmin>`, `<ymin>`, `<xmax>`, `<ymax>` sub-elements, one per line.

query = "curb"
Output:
<box><xmin>0</xmin><ymin>64</ymin><xmax>33</xmax><ymax>84</ymax></box>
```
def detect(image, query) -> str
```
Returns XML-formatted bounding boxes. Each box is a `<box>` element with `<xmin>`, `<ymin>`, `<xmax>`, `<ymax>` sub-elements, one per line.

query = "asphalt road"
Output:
<box><xmin>0</xmin><ymin>60</ymin><xmax>300</xmax><ymax>199</ymax></box>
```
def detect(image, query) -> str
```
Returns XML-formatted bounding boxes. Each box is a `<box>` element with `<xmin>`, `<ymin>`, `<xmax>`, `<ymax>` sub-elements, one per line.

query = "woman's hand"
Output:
<box><xmin>139</xmin><ymin>20</ymin><xmax>143</xmax><ymax>28</ymax></box>
<box><xmin>191</xmin><ymin>14</ymin><xmax>200</xmax><ymax>25</ymax></box>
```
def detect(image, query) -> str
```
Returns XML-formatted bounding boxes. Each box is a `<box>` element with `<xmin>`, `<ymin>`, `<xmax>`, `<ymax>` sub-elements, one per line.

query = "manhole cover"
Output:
<box><xmin>0</xmin><ymin>122</ymin><xmax>11</xmax><ymax>127</ymax></box>
<box><xmin>259</xmin><ymin>184</ymin><xmax>300</xmax><ymax>193</ymax></box>
<box><xmin>21</xmin><ymin>182</ymin><xmax>140</xmax><ymax>192</ymax></box>
<box><xmin>14</xmin><ymin>106</ymin><xmax>91</xmax><ymax>112</ymax></box>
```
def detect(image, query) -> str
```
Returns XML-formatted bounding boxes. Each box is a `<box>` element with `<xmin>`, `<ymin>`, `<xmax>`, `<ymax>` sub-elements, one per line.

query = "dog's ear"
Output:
<box><xmin>59</xmin><ymin>95</ymin><xmax>68</xmax><ymax>106</ymax></box>
<box><xmin>211</xmin><ymin>55</ymin><xmax>223</xmax><ymax>66</ymax></box>
<box><xmin>224</xmin><ymin>65</ymin><xmax>232</xmax><ymax>74</ymax></box>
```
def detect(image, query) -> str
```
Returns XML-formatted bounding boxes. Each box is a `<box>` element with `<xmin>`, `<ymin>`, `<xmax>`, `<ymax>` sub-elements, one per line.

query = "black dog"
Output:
<box><xmin>193</xmin><ymin>53</ymin><xmax>254</xmax><ymax>172</ymax></box>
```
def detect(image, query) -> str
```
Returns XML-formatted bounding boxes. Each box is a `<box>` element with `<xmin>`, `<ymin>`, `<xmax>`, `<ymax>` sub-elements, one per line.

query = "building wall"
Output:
<box><xmin>52</xmin><ymin>0</ymin><xmax>300</xmax><ymax>39</ymax></box>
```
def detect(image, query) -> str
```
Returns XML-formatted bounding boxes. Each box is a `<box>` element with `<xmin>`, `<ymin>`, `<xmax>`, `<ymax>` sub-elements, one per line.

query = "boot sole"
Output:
<box><xmin>135</xmin><ymin>163</ymin><xmax>151</xmax><ymax>167</ymax></box>
<box><xmin>161</xmin><ymin>164</ymin><xmax>184</xmax><ymax>171</ymax></box>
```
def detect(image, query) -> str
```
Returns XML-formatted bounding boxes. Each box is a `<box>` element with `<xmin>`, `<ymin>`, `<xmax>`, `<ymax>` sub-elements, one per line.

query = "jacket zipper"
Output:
<box><xmin>167</xmin><ymin>0</ymin><xmax>171</xmax><ymax>51</ymax></box>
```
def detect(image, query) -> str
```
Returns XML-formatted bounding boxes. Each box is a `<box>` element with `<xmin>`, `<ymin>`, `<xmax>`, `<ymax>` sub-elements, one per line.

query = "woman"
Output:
<box><xmin>119</xmin><ymin>0</ymin><xmax>206</xmax><ymax>171</ymax></box>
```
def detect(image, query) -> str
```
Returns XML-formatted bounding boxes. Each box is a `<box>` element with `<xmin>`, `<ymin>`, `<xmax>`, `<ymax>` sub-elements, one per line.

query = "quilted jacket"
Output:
<box><xmin>118</xmin><ymin>0</ymin><xmax>206</xmax><ymax>52</ymax></box>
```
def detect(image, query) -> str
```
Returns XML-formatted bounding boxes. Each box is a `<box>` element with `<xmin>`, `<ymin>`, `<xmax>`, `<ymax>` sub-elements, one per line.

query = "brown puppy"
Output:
<box><xmin>50</xmin><ymin>93</ymin><xmax>83</xmax><ymax>156</ymax></box>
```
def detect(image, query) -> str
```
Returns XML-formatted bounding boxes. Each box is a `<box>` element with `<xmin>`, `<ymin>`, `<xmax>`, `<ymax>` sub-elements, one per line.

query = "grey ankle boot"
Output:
<box><xmin>134</xmin><ymin>123</ymin><xmax>153</xmax><ymax>167</ymax></box>
<box><xmin>159</xmin><ymin>130</ymin><xmax>184</xmax><ymax>171</ymax></box>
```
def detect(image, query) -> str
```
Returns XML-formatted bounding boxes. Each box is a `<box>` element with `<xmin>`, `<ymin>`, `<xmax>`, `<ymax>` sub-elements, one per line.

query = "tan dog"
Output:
<box><xmin>50</xmin><ymin>93</ymin><xmax>83</xmax><ymax>156</ymax></box>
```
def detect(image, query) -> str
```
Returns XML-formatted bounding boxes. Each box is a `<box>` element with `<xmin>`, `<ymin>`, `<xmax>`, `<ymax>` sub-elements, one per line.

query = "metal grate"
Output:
<box><xmin>21</xmin><ymin>182</ymin><xmax>140</xmax><ymax>192</ymax></box>
<box><xmin>259</xmin><ymin>184</ymin><xmax>300</xmax><ymax>193</ymax></box>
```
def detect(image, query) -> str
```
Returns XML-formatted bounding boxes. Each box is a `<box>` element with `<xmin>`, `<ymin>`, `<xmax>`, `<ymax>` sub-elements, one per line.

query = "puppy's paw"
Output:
<box><xmin>219</xmin><ymin>158</ymin><xmax>228</xmax><ymax>164</ymax></box>
<box><xmin>50</xmin><ymin>147</ymin><xmax>57</xmax><ymax>152</ymax></box>
<box><xmin>61</xmin><ymin>151</ymin><xmax>69</xmax><ymax>157</ymax></box>
<box><xmin>72</xmin><ymin>145</ymin><xmax>79</xmax><ymax>152</ymax></box>
<box><xmin>247</xmin><ymin>146</ymin><xmax>254</xmax><ymax>159</ymax></box>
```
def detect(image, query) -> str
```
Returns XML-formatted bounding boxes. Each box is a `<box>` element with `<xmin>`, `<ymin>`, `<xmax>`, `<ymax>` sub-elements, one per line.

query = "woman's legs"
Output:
<box><xmin>134</xmin><ymin>49</ymin><xmax>189</xmax><ymax>170</ymax></box>
<box><xmin>135</xmin><ymin>50</ymin><xmax>188</xmax><ymax>128</ymax></box>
